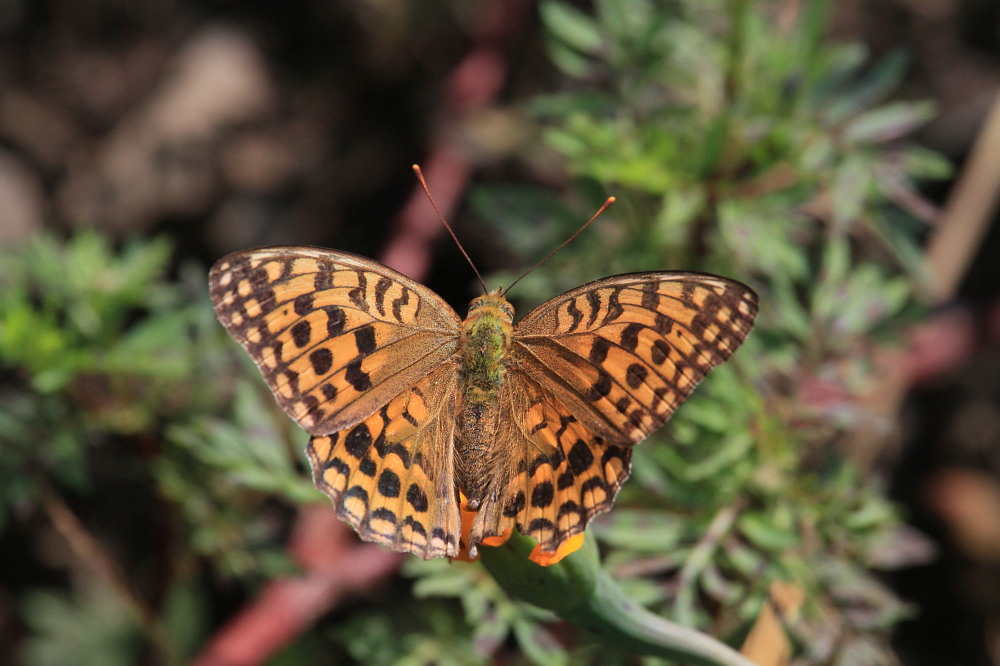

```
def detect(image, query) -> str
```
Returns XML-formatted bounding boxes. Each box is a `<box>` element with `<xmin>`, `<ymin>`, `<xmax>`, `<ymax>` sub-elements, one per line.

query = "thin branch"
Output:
<box><xmin>40</xmin><ymin>482</ymin><xmax>180</xmax><ymax>666</ymax></box>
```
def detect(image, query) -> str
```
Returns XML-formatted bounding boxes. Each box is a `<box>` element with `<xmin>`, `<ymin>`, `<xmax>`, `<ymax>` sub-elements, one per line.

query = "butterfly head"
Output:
<box><xmin>466</xmin><ymin>288</ymin><xmax>515</xmax><ymax>324</ymax></box>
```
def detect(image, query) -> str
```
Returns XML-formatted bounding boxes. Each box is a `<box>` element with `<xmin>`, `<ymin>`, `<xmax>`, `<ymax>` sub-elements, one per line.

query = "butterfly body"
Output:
<box><xmin>459</xmin><ymin>290</ymin><xmax>514</xmax><ymax>405</ymax></box>
<box><xmin>210</xmin><ymin>247</ymin><xmax>758</xmax><ymax>559</ymax></box>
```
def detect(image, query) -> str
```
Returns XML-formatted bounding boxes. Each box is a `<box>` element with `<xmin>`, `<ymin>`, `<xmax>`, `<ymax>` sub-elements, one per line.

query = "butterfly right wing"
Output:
<box><xmin>307</xmin><ymin>363</ymin><xmax>463</xmax><ymax>559</ymax></box>
<box><xmin>469</xmin><ymin>272</ymin><xmax>757</xmax><ymax>554</ymax></box>
<box><xmin>209</xmin><ymin>247</ymin><xmax>462</xmax><ymax>436</ymax></box>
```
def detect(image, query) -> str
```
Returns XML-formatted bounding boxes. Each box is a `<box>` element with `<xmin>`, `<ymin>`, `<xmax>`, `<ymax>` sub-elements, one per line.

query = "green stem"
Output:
<box><xmin>479</xmin><ymin>532</ymin><xmax>755</xmax><ymax>666</ymax></box>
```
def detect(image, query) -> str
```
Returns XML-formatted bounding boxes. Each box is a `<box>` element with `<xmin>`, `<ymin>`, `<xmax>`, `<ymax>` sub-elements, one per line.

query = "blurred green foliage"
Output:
<box><xmin>0</xmin><ymin>0</ymin><xmax>946</xmax><ymax>664</ymax></box>
<box><xmin>0</xmin><ymin>232</ymin><xmax>316</xmax><ymax>663</ymax></box>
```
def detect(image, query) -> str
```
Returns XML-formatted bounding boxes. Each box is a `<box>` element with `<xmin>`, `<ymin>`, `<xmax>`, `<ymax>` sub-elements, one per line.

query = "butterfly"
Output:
<box><xmin>209</xmin><ymin>247</ymin><xmax>758</xmax><ymax>559</ymax></box>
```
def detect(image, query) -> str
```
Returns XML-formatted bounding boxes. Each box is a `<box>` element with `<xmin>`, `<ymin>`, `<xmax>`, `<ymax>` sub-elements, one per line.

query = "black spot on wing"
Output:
<box><xmin>602</xmin><ymin>289</ymin><xmax>624</xmax><ymax>323</ymax></box>
<box><xmin>531</xmin><ymin>481</ymin><xmax>554</xmax><ymax>508</ymax></box>
<box><xmin>309</xmin><ymin>348</ymin><xmax>333</xmax><ymax>375</ymax></box>
<box><xmin>406</xmin><ymin>484</ymin><xmax>428</xmax><ymax>512</ymax></box>
<box><xmin>325</xmin><ymin>306</ymin><xmax>346</xmax><ymax>336</ymax></box>
<box><xmin>567</xmin><ymin>439</ymin><xmax>594</xmax><ymax>476</ymax></box>
<box><xmin>294</xmin><ymin>293</ymin><xmax>314</xmax><ymax>316</ymax></box>
<box><xmin>348</xmin><ymin>271</ymin><xmax>368</xmax><ymax>310</ymax></box>
<box><xmin>587</xmin><ymin>370</ymin><xmax>613</xmax><ymax>401</ymax></box>
<box><xmin>619</xmin><ymin>322</ymin><xmax>643</xmax><ymax>352</ymax></box>
<box><xmin>374</xmin><ymin>277</ymin><xmax>392</xmax><ymax>316</ymax></box>
<box><xmin>378</xmin><ymin>469</ymin><xmax>401</xmax><ymax>498</ymax></box>
<box><xmin>391</xmin><ymin>287</ymin><xmax>410</xmax><ymax>322</ymax></box>
<box><xmin>369</xmin><ymin>507</ymin><xmax>397</xmax><ymax>525</ymax></box>
<box><xmin>564</xmin><ymin>299</ymin><xmax>584</xmax><ymax>332</ymax></box>
<box><xmin>345</xmin><ymin>424</ymin><xmax>372</xmax><ymax>458</ymax></box>
<box><xmin>655</xmin><ymin>314</ymin><xmax>673</xmax><ymax>335</ymax></box>
<box><xmin>355</xmin><ymin>325</ymin><xmax>377</xmax><ymax>355</ymax></box>
<box><xmin>345</xmin><ymin>358</ymin><xmax>372</xmax><ymax>391</ymax></box>
<box><xmin>503</xmin><ymin>491</ymin><xmax>526</xmax><ymax>517</ymax></box>
<box><xmin>640</xmin><ymin>283</ymin><xmax>659</xmax><ymax>310</ymax></box>
<box><xmin>589</xmin><ymin>336</ymin><xmax>612</xmax><ymax>364</ymax></box>
<box><xmin>586</xmin><ymin>290</ymin><xmax>601</xmax><ymax>327</ymax></box>
<box><xmin>292</xmin><ymin>320</ymin><xmax>311</xmax><ymax>348</ymax></box>
<box><xmin>625</xmin><ymin>363</ymin><xmax>648</xmax><ymax>389</ymax></box>
<box><xmin>314</xmin><ymin>266</ymin><xmax>334</xmax><ymax>291</ymax></box>
<box><xmin>651</xmin><ymin>339</ymin><xmax>670</xmax><ymax>365</ymax></box>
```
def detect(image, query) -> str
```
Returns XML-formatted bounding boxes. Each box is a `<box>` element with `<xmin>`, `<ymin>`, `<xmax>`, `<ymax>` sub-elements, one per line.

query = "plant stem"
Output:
<box><xmin>40</xmin><ymin>482</ymin><xmax>180</xmax><ymax>666</ymax></box>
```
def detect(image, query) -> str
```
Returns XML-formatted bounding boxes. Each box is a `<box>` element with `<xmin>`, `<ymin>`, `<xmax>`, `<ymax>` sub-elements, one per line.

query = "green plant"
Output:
<box><xmin>0</xmin><ymin>232</ymin><xmax>315</xmax><ymax>663</ymax></box>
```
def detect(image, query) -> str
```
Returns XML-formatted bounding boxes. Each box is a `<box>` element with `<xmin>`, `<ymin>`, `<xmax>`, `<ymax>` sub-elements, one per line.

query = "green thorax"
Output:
<box><xmin>459</xmin><ymin>288</ymin><xmax>515</xmax><ymax>404</ymax></box>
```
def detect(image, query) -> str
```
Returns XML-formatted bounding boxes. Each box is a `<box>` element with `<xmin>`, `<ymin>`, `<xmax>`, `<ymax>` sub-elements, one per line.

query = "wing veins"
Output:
<box><xmin>518</xmin><ymin>293</ymin><xmax>740</xmax><ymax>375</ymax></box>
<box><xmin>511</xmin><ymin>341</ymin><xmax>625</xmax><ymax>441</ymax></box>
<box><xmin>271</xmin><ymin>325</ymin><xmax>457</xmax><ymax>393</ymax></box>
<box><xmin>279</xmin><ymin>335</ymin><xmax>457</xmax><ymax>402</ymax></box>
<box><xmin>265</xmin><ymin>297</ymin><xmax>456</xmax><ymax>339</ymax></box>
<box><xmin>519</xmin><ymin>327</ymin><xmax>701</xmax><ymax>394</ymax></box>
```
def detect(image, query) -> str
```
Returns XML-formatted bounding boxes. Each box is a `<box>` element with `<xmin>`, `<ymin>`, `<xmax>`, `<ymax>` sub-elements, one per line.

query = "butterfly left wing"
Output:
<box><xmin>470</xmin><ymin>272</ymin><xmax>758</xmax><ymax>553</ymax></box>
<box><xmin>211</xmin><ymin>247</ymin><xmax>468</xmax><ymax>558</ymax></box>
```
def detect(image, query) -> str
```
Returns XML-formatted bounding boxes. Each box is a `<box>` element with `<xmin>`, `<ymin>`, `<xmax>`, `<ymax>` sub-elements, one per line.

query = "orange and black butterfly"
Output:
<box><xmin>209</xmin><ymin>199</ymin><xmax>757</xmax><ymax>560</ymax></box>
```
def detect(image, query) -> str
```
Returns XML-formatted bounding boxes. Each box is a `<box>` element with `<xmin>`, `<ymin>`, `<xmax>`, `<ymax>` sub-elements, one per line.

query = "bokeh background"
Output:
<box><xmin>2</xmin><ymin>1</ymin><xmax>1000</xmax><ymax>664</ymax></box>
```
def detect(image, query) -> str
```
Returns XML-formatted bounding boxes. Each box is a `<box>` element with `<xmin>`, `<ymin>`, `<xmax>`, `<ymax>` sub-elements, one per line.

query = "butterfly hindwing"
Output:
<box><xmin>307</xmin><ymin>364</ymin><xmax>463</xmax><ymax>559</ymax></box>
<box><xmin>469</xmin><ymin>374</ymin><xmax>633</xmax><ymax>553</ymax></box>
<box><xmin>210</xmin><ymin>247</ymin><xmax>462</xmax><ymax>436</ymax></box>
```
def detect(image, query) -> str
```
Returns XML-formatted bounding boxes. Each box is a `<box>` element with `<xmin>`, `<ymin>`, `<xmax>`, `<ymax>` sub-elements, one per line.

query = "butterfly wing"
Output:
<box><xmin>468</xmin><ymin>373</ymin><xmax>632</xmax><ymax>553</ymax></box>
<box><xmin>209</xmin><ymin>247</ymin><xmax>462</xmax><ymax>435</ymax></box>
<box><xmin>471</xmin><ymin>272</ymin><xmax>758</xmax><ymax>553</ymax></box>
<box><xmin>514</xmin><ymin>272</ymin><xmax>758</xmax><ymax>444</ymax></box>
<box><xmin>210</xmin><ymin>247</ymin><xmax>465</xmax><ymax>558</ymax></box>
<box><xmin>307</xmin><ymin>363</ymin><xmax>463</xmax><ymax>559</ymax></box>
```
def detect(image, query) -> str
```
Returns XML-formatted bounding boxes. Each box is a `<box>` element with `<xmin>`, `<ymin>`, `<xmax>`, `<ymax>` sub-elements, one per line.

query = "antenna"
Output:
<box><xmin>412</xmin><ymin>165</ymin><xmax>489</xmax><ymax>294</ymax></box>
<box><xmin>502</xmin><ymin>196</ymin><xmax>615</xmax><ymax>296</ymax></box>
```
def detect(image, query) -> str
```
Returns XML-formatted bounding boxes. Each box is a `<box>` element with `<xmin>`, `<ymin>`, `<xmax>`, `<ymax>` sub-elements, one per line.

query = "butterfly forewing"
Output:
<box><xmin>210</xmin><ymin>247</ymin><xmax>462</xmax><ymax>436</ymax></box>
<box><xmin>513</xmin><ymin>272</ymin><xmax>758</xmax><ymax>445</ymax></box>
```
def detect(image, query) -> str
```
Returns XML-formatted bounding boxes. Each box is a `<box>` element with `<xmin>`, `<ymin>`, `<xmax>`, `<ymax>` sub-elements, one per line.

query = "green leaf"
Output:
<box><xmin>843</xmin><ymin>101</ymin><xmax>936</xmax><ymax>144</ymax></box>
<box><xmin>541</xmin><ymin>1</ymin><xmax>603</xmax><ymax>55</ymax></box>
<box><xmin>738</xmin><ymin>511</ymin><xmax>800</xmax><ymax>551</ymax></box>
<box><xmin>899</xmin><ymin>145</ymin><xmax>953</xmax><ymax>180</ymax></box>
<box><xmin>596</xmin><ymin>510</ymin><xmax>687</xmax><ymax>552</ymax></box>
<box><xmin>541</xmin><ymin>1</ymin><xmax>604</xmax><ymax>77</ymax></box>
<box><xmin>20</xmin><ymin>582</ymin><xmax>140</xmax><ymax>666</ymax></box>
<box><xmin>831</xmin><ymin>154</ymin><xmax>871</xmax><ymax>227</ymax></box>
<box><xmin>511</xmin><ymin>618</ymin><xmax>570</xmax><ymax>666</ymax></box>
